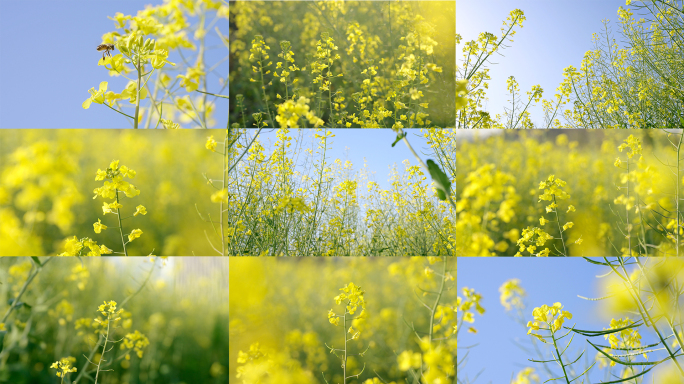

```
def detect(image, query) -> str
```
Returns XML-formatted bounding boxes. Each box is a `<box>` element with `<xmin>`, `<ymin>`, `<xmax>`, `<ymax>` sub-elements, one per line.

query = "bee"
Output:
<box><xmin>96</xmin><ymin>43</ymin><xmax>116</xmax><ymax>62</ymax></box>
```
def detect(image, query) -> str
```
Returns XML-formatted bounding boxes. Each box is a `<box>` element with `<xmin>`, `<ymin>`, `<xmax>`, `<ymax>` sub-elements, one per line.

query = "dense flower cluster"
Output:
<box><xmin>456</xmin><ymin>130</ymin><xmax>682</xmax><ymax>256</ymax></box>
<box><xmin>526</xmin><ymin>302</ymin><xmax>573</xmax><ymax>343</ymax></box>
<box><xmin>230</xmin><ymin>1</ymin><xmax>454</xmax><ymax>128</ymax></box>
<box><xmin>50</xmin><ymin>357</ymin><xmax>77</xmax><ymax>379</ymax></box>
<box><xmin>84</xmin><ymin>0</ymin><xmax>229</xmax><ymax>128</ymax></box>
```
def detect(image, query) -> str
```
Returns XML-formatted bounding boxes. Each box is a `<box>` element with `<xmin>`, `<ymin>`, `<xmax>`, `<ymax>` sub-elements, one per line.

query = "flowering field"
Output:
<box><xmin>6</xmin><ymin>129</ymin><xmax>683</xmax><ymax>257</ymax></box>
<box><xmin>229</xmin><ymin>1</ymin><xmax>455</xmax><ymax>128</ymax></box>
<box><xmin>229</xmin><ymin>256</ymin><xmax>457</xmax><ymax>384</ymax></box>
<box><xmin>0</xmin><ymin>257</ymin><xmax>228</xmax><ymax>383</ymax></box>
<box><xmin>458</xmin><ymin>257</ymin><xmax>684</xmax><ymax>384</ymax></box>
<box><xmin>457</xmin><ymin>1</ymin><xmax>684</xmax><ymax>128</ymax></box>
<box><xmin>455</xmin><ymin>130</ymin><xmax>684</xmax><ymax>256</ymax></box>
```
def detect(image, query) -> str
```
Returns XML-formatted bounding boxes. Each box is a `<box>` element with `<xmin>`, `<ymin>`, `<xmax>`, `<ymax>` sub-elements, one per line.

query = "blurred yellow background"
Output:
<box><xmin>1</xmin><ymin>130</ymin><xmax>222</xmax><ymax>256</ymax></box>
<box><xmin>229</xmin><ymin>256</ymin><xmax>457</xmax><ymax>384</ymax></box>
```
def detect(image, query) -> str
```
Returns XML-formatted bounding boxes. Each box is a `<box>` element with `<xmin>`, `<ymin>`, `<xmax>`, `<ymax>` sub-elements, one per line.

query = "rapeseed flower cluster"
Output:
<box><xmin>457</xmin><ymin>287</ymin><xmax>485</xmax><ymax>335</ymax></box>
<box><xmin>59</xmin><ymin>236</ymin><xmax>113</xmax><ymax>256</ymax></box>
<box><xmin>50</xmin><ymin>357</ymin><xmax>77</xmax><ymax>380</ymax></box>
<box><xmin>526</xmin><ymin>302</ymin><xmax>573</xmax><ymax>343</ymax></box>
<box><xmin>511</xmin><ymin>368</ymin><xmax>540</xmax><ymax>384</ymax></box>
<box><xmin>230</xmin><ymin>1</ymin><xmax>454</xmax><ymax>128</ymax></box>
<box><xmin>456</xmin><ymin>131</ymin><xmax>682</xmax><ymax>255</ymax></box>
<box><xmin>329</xmin><ymin>282</ymin><xmax>366</xmax><ymax>327</ymax></box>
<box><xmin>84</xmin><ymin>0</ymin><xmax>230</xmax><ymax>128</ymax></box>
<box><xmin>499</xmin><ymin>278</ymin><xmax>526</xmax><ymax>311</ymax></box>
<box><xmin>91</xmin><ymin>160</ymin><xmax>146</xmax><ymax>255</ymax></box>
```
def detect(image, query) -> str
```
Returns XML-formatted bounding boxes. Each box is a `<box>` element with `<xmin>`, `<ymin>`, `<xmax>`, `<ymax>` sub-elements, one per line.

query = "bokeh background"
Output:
<box><xmin>455</xmin><ymin>129</ymin><xmax>684</xmax><ymax>256</ymax></box>
<box><xmin>0</xmin><ymin>256</ymin><xmax>228</xmax><ymax>384</ymax></box>
<box><xmin>457</xmin><ymin>257</ymin><xmax>683</xmax><ymax>384</ymax></box>
<box><xmin>0</xmin><ymin>129</ymin><xmax>220</xmax><ymax>256</ymax></box>
<box><xmin>229</xmin><ymin>256</ymin><xmax>457</xmax><ymax>383</ymax></box>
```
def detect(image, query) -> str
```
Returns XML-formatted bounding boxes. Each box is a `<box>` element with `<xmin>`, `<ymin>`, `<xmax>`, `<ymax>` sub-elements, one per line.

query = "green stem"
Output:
<box><xmin>93</xmin><ymin>316</ymin><xmax>111</xmax><ymax>384</ymax></box>
<box><xmin>627</xmin><ymin>159</ymin><xmax>631</xmax><ymax>255</ymax></box>
<box><xmin>134</xmin><ymin>56</ymin><xmax>141</xmax><ymax>129</ymax></box>
<box><xmin>104</xmin><ymin>103</ymin><xmax>135</xmax><ymax>120</ymax></box>
<box><xmin>343</xmin><ymin>310</ymin><xmax>347</xmax><ymax>384</ymax></box>
<box><xmin>1</xmin><ymin>257</ymin><xmax>52</xmax><ymax>324</ymax></box>
<box><xmin>72</xmin><ymin>334</ymin><xmax>103</xmax><ymax>383</ymax></box>
<box><xmin>115</xmin><ymin>191</ymin><xmax>128</xmax><ymax>256</ymax></box>
<box><xmin>221</xmin><ymin>130</ymin><xmax>228</xmax><ymax>256</ymax></box>
<box><xmin>677</xmin><ymin>132</ymin><xmax>683</xmax><ymax>256</ymax></box>
<box><xmin>550</xmin><ymin>328</ymin><xmax>571</xmax><ymax>384</ymax></box>
<box><xmin>428</xmin><ymin>257</ymin><xmax>448</xmax><ymax>344</ymax></box>
<box><xmin>143</xmin><ymin>69</ymin><xmax>161</xmax><ymax>128</ymax></box>
<box><xmin>258</xmin><ymin>60</ymin><xmax>274</xmax><ymax>127</ymax></box>
<box><xmin>198</xmin><ymin>9</ymin><xmax>208</xmax><ymax>127</ymax></box>
<box><xmin>552</xmin><ymin>195</ymin><xmax>568</xmax><ymax>256</ymax></box>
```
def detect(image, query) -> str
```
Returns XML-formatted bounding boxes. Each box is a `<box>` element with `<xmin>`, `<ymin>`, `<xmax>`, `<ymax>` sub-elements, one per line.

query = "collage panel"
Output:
<box><xmin>456</xmin><ymin>0</ymin><xmax>682</xmax><ymax>128</ymax></box>
<box><xmin>228</xmin><ymin>0</ymin><xmax>456</xmax><ymax>128</ymax></box>
<box><xmin>0</xmin><ymin>256</ymin><xmax>228</xmax><ymax>383</ymax></box>
<box><xmin>229</xmin><ymin>256</ymin><xmax>457</xmax><ymax>384</ymax></box>
<box><xmin>455</xmin><ymin>129</ymin><xmax>684</xmax><ymax>256</ymax></box>
<box><xmin>1</xmin><ymin>129</ymin><xmax>225</xmax><ymax>256</ymax></box>
<box><xmin>0</xmin><ymin>1</ymin><xmax>230</xmax><ymax>129</ymax></box>
<box><xmin>457</xmin><ymin>257</ymin><xmax>684</xmax><ymax>384</ymax></box>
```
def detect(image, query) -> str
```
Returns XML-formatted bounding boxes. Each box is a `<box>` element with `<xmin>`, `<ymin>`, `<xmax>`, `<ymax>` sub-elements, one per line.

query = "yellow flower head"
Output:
<box><xmin>50</xmin><ymin>357</ymin><xmax>77</xmax><ymax>378</ymax></box>
<box><xmin>206</xmin><ymin>136</ymin><xmax>218</xmax><ymax>152</ymax></box>
<box><xmin>93</xmin><ymin>219</ymin><xmax>107</xmax><ymax>234</ymax></box>
<box><xmin>128</xmin><ymin>228</ymin><xmax>143</xmax><ymax>242</ymax></box>
<box><xmin>134</xmin><ymin>205</ymin><xmax>147</xmax><ymax>216</ymax></box>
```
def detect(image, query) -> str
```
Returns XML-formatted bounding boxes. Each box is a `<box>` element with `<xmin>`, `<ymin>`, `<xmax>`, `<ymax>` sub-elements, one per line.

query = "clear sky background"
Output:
<box><xmin>256</xmin><ymin>129</ymin><xmax>431</xmax><ymax>191</ymax></box>
<box><xmin>0</xmin><ymin>0</ymin><xmax>229</xmax><ymax>128</ymax></box>
<box><xmin>457</xmin><ymin>258</ymin><xmax>672</xmax><ymax>384</ymax></box>
<box><xmin>457</xmin><ymin>0</ymin><xmax>629</xmax><ymax>126</ymax></box>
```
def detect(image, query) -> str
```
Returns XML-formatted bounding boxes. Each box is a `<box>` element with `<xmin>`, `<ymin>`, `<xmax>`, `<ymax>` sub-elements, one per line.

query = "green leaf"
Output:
<box><xmin>587</xmin><ymin>339</ymin><xmax>657</xmax><ymax>366</ymax></box>
<box><xmin>582</xmin><ymin>257</ymin><xmax>615</xmax><ymax>267</ymax></box>
<box><xmin>598</xmin><ymin>366</ymin><xmax>654</xmax><ymax>383</ymax></box>
<box><xmin>569</xmin><ymin>320</ymin><xmax>642</xmax><ymax>337</ymax></box>
<box><xmin>196</xmin><ymin>90</ymin><xmax>230</xmax><ymax>99</ymax></box>
<box><xmin>30</xmin><ymin>257</ymin><xmax>41</xmax><ymax>267</ymax></box>
<box><xmin>391</xmin><ymin>132</ymin><xmax>407</xmax><ymax>147</ymax></box>
<box><xmin>426</xmin><ymin>159</ymin><xmax>451</xmax><ymax>201</ymax></box>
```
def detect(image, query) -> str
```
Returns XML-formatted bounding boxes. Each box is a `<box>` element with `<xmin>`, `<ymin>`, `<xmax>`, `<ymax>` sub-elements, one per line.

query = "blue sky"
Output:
<box><xmin>0</xmin><ymin>0</ymin><xmax>229</xmax><ymax>128</ymax></box>
<box><xmin>457</xmin><ymin>0</ymin><xmax>628</xmax><ymax>126</ymax></box>
<box><xmin>457</xmin><ymin>257</ymin><xmax>674</xmax><ymax>384</ymax></box>
<box><xmin>257</xmin><ymin>129</ymin><xmax>431</xmax><ymax>191</ymax></box>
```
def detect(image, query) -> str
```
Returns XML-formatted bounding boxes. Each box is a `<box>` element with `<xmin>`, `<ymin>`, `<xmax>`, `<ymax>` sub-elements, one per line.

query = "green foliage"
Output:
<box><xmin>0</xmin><ymin>257</ymin><xmax>228</xmax><ymax>384</ymax></box>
